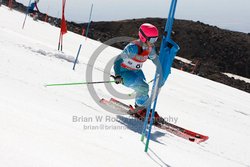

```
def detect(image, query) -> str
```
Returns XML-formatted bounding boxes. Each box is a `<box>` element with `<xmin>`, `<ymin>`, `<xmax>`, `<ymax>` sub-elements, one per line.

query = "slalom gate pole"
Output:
<box><xmin>61</xmin><ymin>33</ymin><xmax>64</xmax><ymax>51</ymax></box>
<box><xmin>166</xmin><ymin>0</ymin><xmax>177</xmax><ymax>41</ymax></box>
<box><xmin>22</xmin><ymin>0</ymin><xmax>32</xmax><ymax>29</ymax></box>
<box><xmin>141</xmin><ymin>0</ymin><xmax>179</xmax><ymax>152</ymax></box>
<box><xmin>141</xmin><ymin>74</ymin><xmax>159</xmax><ymax>142</ymax></box>
<box><xmin>73</xmin><ymin>44</ymin><xmax>82</xmax><ymax>70</ymax></box>
<box><xmin>72</xmin><ymin>4</ymin><xmax>94</xmax><ymax>70</ymax></box>
<box><xmin>45</xmin><ymin>80</ymin><xmax>115</xmax><ymax>87</ymax></box>
<box><xmin>58</xmin><ymin>33</ymin><xmax>61</xmax><ymax>50</ymax></box>
<box><xmin>85</xmin><ymin>4</ymin><xmax>93</xmax><ymax>39</ymax></box>
<box><xmin>145</xmin><ymin>75</ymin><xmax>160</xmax><ymax>152</ymax></box>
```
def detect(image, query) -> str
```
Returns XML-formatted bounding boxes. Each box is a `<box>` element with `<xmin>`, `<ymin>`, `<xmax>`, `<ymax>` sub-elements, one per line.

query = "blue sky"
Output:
<box><xmin>17</xmin><ymin>0</ymin><xmax>250</xmax><ymax>33</ymax></box>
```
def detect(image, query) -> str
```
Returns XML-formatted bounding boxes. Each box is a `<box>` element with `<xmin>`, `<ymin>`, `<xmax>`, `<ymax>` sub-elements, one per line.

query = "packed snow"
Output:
<box><xmin>223</xmin><ymin>73</ymin><xmax>250</xmax><ymax>84</ymax></box>
<box><xmin>175</xmin><ymin>56</ymin><xmax>194</xmax><ymax>65</ymax></box>
<box><xmin>0</xmin><ymin>6</ymin><xmax>250</xmax><ymax>167</ymax></box>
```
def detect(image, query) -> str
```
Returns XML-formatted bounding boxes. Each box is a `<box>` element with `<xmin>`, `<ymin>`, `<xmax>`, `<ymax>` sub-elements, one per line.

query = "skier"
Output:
<box><xmin>28</xmin><ymin>0</ymin><xmax>40</xmax><ymax>20</ymax></box>
<box><xmin>112</xmin><ymin>23</ymin><xmax>160</xmax><ymax>119</ymax></box>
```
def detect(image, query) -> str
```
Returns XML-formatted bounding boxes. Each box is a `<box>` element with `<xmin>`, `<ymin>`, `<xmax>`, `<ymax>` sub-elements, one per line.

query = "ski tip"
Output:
<box><xmin>110</xmin><ymin>98</ymin><xmax>118</xmax><ymax>102</ymax></box>
<box><xmin>189</xmin><ymin>136</ymin><xmax>209</xmax><ymax>143</ymax></box>
<box><xmin>99</xmin><ymin>98</ymin><xmax>109</xmax><ymax>105</ymax></box>
<box><xmin>189</xmin><ymin>138</ymin><xmax>195</xmax><ymax>142</ymax></box>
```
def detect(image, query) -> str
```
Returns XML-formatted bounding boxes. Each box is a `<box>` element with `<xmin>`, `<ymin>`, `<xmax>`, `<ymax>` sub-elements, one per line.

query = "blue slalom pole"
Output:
<box><xmin>141</xmin><ymin>0</ymin><xmax>179</xmax><ymax>152</ymax></box>
<box><xmin>85</xmin><ymin>4</ymin><xmax>93</xmax><ymax>38</ymax></box>
<box><xmin>145</xmin><ymin>75</ymin><xmax>160</xmax><ymax>152</ymax></box>
<box><xmin>73</xmin><ymin>44</ymin><xmax>82</xmax><ymax>70</ymax></box>
<box><xmin>72</xmin><ymin>4</ymin><xmax>94</xmax><ymax>70</ymax></box>
<box><xmin>166</xmin><ymin>0</ymin><xmax>177</xmax><ymax>41</ymax></box>
<box><xmin>141</xmin><ymin>74</ymin><xmax>159</xmax><ymax>142</ymax></box>
<box><xmin>22</xmin><ymin>0</ymin><xmax>32</xmax><ymax>29</ymax></box>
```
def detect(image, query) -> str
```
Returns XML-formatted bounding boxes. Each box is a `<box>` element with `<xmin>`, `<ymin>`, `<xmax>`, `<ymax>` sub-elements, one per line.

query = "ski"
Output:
<box><xmin>100</xmin><ymin>98</ymin><xmax>209</xmax><ymax>143</ymax></box>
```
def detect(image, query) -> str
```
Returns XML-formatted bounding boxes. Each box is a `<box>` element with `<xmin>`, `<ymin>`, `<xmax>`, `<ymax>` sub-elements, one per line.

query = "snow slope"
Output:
<box><xmin>1</xmin><ymin>6</ymin><xmax>250</xmax><ymax>167</ymax></box>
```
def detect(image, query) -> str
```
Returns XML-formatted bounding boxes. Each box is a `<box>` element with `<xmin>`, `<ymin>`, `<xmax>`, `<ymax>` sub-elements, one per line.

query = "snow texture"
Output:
<box><xmin>0</xmin><ymin>6</ymin><xmax>250</xmax><ymax>167</ymax></box>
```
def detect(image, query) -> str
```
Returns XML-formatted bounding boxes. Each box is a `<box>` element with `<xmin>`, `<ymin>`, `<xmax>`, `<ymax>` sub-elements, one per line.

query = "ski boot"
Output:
<box><xmin>133</xmin><ymin>104</ymin><xmax>160</xmax><ymax>123</ymax></box>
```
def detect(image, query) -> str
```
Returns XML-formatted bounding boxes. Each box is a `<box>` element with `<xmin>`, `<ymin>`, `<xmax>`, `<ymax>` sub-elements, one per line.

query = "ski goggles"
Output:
<box><xmin>148</xmin><ymin>36</ymin><xmax>158</xmax><ymax>43</ymax></box>
<box><xmin>139</xmin><ymin>29</ymin><xmax>158</xmax><ymax>43</ymax></box>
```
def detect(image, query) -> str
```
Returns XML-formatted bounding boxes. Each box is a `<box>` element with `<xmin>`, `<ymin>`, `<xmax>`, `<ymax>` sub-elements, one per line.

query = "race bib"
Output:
<box><xmin>122</xmin><ymin>58</ymin><xmax>143</xmax><ymax>70</ymax></box>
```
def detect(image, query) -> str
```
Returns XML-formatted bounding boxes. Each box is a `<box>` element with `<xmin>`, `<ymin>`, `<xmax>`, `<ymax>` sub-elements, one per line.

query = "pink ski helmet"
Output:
<box><xmin>139</xmin><ymin>23</ymin><xmax>159</xmax><ymax>43</ymax></box>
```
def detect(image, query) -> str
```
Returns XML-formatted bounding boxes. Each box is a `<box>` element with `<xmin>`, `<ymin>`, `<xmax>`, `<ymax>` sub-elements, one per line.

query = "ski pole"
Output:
<box><xmin>45</xmin><ymin>80</ymin><xmax>116</xmax><ymax>87</ymax></box>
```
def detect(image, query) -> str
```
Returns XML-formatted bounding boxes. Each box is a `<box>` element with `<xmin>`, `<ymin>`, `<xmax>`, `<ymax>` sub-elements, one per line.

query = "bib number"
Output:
<box><xmin>123</xmin><ymin>58</ymin><xmax>143</xmax><ymax>70</ymax></box>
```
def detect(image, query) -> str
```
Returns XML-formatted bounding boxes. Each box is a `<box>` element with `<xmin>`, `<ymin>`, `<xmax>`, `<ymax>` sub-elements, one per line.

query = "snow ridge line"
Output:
<box><xmin>19</xmin><ymin>44</ymin><xmax>77</xmax><ymax>63</ymax></box>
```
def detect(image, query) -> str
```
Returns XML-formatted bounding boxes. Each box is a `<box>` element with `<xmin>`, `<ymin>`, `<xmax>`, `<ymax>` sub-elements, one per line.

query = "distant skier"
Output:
<box><xmin>28</xmin><ymin>0</ymin><xmax>40</xmax><ymax>20</ymax></box>
<box><xmin>112</xmin><ymin>23</ymin><xmax>160</xmax><ymax>119</ymax></box>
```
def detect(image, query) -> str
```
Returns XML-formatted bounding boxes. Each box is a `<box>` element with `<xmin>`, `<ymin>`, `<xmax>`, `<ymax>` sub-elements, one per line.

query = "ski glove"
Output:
<box><xmin>111</xmin><ymin>75</ymin><xmax>123</xmax><ymax>84</ymax></box>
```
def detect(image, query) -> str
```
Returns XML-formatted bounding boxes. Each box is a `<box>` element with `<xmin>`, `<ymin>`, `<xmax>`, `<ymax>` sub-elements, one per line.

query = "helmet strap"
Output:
<box><xmin>139</xmin><ymin>28</ymin><xmax>148</xmax><ymax>41</ymax></box>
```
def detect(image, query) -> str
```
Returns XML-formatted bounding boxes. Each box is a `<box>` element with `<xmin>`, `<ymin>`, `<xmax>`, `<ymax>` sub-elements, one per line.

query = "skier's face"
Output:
<box><xmin>146</xmin><ymin>41</ymin><xmax>153</xmax><ymax>47</ymax></box>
